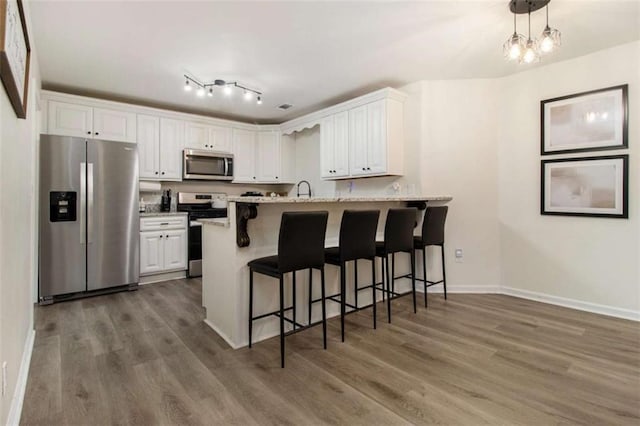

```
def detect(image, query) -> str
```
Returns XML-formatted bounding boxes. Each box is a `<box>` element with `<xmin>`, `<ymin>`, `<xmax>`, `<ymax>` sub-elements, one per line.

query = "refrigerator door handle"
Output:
<box><xmin>80</xmin><ymin>162</ymin><xmax>86</xmax><ymax>244</ymax></box>
<box><xmin>87</xmin><ymin>162</ymin><xmax>94</xmax><ymax>244</ymax></box>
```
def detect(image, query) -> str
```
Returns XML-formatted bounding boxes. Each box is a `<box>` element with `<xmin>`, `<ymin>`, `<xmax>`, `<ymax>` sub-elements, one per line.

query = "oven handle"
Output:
<box><xmin>224</xmin><ymin>157</ymin><xmax>229</xmax><ymax>177</ymax></box>
<box><xmin>190</xmin><ymin>221</ymin><xmax>203</xmax><ymax>227</ymax></box>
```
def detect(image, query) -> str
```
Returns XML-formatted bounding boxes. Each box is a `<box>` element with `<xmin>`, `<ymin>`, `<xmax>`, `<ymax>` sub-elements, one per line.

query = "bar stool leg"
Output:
<box><xmin>441</xmin><ymin>243</ymin><xmax>447</xmax><ymax>300</ymax></box>
<box><xmin>279</xmin><ymin>275</ymin><xmax>285</xmax><ymax>368</ymax></box>
<box><xmin>391</xmin><ymin>253</ymin><xmax>396</xmax><ymax>296</ymax></box>
<box><xmin>371</xmin><ymin>258</ymin><xmax>377</xmax><ymax>329</ymax></box>
<box><xmin>249</xmin><ymin>268</ymin><xmax>254</xmax><ymax>348</ymax></box>
<box><xmin>411</xmin><ymin>249</ymin><xmax>417</xmax><ymax>313</ymax></box>
<box><xmin>354</xmin><ymin>260</ymin><xmax>358</xmax><ymax>309</ymax></box>
<box><xmin>422</xmin><ymin>247</ymin><xmax>428</xmax><ymax>307</ymax></box>
<box><xmin>381</xmin><ymin>257</ymin><xmax>385</xmax><ymax>302</ymax></box>
<box><xmin>320</xmin><ymin>267</ymin><xmax>327</xmax><ymax>350</ymax></box>
<box><xmin>340</xmin><ymin>262</ymin><xmax>346</xmax><ymax>342</ymax></box>
<box><xmin>385</xmin><ymin>254</ymin><xmax>391</xmax><ymax>323</ymax></box>
<box><xmin>292</xmin><ymin>271</ymin><xmax>297</xmax><ymax>331</ymax></box>
<box><xmin>308</xmin><ymin>268</ymin><xmax>313</xmax><ymax>326</ymax></box>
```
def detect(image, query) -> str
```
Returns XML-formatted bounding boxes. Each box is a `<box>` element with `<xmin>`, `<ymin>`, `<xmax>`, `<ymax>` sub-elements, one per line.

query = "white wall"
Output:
<box><xmin>498</xmin><ymin>41</ymin><xmax>639</xmax><ymax>317</ymax></box>
<box><xmin>418</xmin><ymin>79</ymin><xmax>502</xmax><ymax>292</ymax></box>
<box><xmin>0</xmin><ymin>1</ymin><xmax>41</xmax><ymax>420</ymax></box>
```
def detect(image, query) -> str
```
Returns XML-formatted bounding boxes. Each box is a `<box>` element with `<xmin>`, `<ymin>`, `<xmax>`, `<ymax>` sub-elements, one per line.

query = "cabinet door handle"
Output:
<box><xmin>253</xmin><ymin>176</ymin><xmax>256</xmax><ymax>179</ymax></box>
<box><xmin>366</xmin><ymin>167</ymin><xmax>371</xmax><ymax>171</ymax></box>
<box><xmin>86</xmin><ymin>131</ymin><xmax>91</xmax><ymax>135</ymax></box>
<box><xmin>160</xmin><ymin>222</ymin><xmax>169</xmax><ymax>225</ymax></box>
<box><xmin>155</xmin><ymin>171</ymin><xmax>158</xmax><ymax>175</ymax></box>
<box><xmin>166</xmin><ymin>235</ymin><xmax>169</xmax><ymax>238</ymax></box>
<box><xmin>161</xmin><ymin>172</ymin><xmax>165</xmax><ymax>175</ymax></box>
<box><xmin>159</xmin><ymin>235</ymin><xmax>163</xmax><ymax>239</ymax></box>
<box><xmin>275</xmin><ymin>176</ymin><xmax>278</xmax><ymax>179</ymax></box>
<box><xmin>95</xmin><ymin>132</ymin><xmax>99</xmax><ymax>136</ymax></box>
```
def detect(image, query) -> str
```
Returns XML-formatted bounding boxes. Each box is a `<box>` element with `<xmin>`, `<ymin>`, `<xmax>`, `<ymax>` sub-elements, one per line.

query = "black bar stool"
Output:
<box><xmin>312</xmin><ymin>210</ymin><xmax>380</xmax><ymax>342</ymax></box>
<box><xmin>414</xmin><ymin>206</ymin><xmax>448</xmax><ymax>306</ymax></box>
<box><xmin>248</xmin><ymin>211</ymin><xmax>329</xmax><ymax>368</ymax></box>
<box><xmin>375</xmin><ymin>207</ymin><xmax>417</xmax><ymax>322</ymax></box>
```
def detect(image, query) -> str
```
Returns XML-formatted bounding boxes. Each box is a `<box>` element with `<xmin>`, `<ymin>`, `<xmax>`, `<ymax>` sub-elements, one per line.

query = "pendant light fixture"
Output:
<box><xmin>182</xmin><ymin>75</ymin><xmax>263</xmax><ymax>105</ymax></box>
<box><xmin>521</xmin><ymin>10</ymin><xmax>539</xmax><ymax>64</ymax></box>
<box><xmin>502</xmin><ymin>0</ymin><xmax>561</xmax><ymax>64</ymax></box>
<box><xmin>539</xmin><ymin>4</ymin><xmax>561</xmax><ymax>54</ymax></box>
<box><xmin>502</xmin><ymin>11</ymin><xmax>525</xmax><ymax>61</ymax></box>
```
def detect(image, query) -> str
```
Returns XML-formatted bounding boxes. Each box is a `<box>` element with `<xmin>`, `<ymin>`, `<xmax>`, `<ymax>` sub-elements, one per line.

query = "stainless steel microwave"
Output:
<box><xmin>183</xmin><ymin>149</ymin><xmax>234</xmax><ymax>181</ymax></box>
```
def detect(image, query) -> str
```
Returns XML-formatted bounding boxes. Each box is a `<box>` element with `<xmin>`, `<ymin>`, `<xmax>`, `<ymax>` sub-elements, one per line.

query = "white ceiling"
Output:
<box><xmin>30</xmin><ymin>1</ymin><xmax>640</xmax><ymax>124</ymax></box>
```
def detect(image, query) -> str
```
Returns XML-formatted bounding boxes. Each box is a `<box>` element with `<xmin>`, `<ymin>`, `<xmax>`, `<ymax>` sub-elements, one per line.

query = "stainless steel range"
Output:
<box><xmin>177</xmin><ymin>192</ymin><xmax>227</xmax><ymax>277</ymax></box>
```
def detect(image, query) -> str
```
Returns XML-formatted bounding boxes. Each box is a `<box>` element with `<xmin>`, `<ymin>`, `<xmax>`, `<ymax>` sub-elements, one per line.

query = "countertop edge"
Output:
<box><xmin>226</xmin><ymin>195</ymin><xmax>453</xmax><ymax>204</ymax></box>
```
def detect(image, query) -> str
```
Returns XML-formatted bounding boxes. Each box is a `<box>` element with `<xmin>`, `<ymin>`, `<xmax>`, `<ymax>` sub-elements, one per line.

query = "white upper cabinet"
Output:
<box><xmin>232</xmin><ymin>129</ymin><xmax>257</xmax><ymax>183</ymax></box>
<box><xmin>348</xmin><ymin>105</ymin><xmax>369</xmax><ymax>177</ymax></box>
<box><xmin>257</xmin><ymin>131</ymin><xmax>281</xmax><ymax>183</ymax></box>
<box><xmin>320</xmin><ymin>112</ymin><xmax>349</xmax><ymax>179</ymax></box>
<box><xmin>137</xmin><ymin>115</ymin><xmax>184</xmax><ymax>181</ymax></box>
<box><xmin>48</xmin><ymin>100</ymin><xmax>136</xmax><ymax>142</ymax></box>
<box><xmin>185</xmin><ymin>122</ymin><xmax>209</xmax><ymax>149</ymax></box>
<box><xmin>209</xmin><ymin>126</ymin><xmax>232</xmax><ymax>152</ymax></box>
<box><xmin>185</xmin><ymin>121</ymin><xmax>232</xmax><ymax>153</ymax></box>
<box><xmin>347</xmin><ymin>99</ymin><xmax>403</xmax><ymax>178</ymax></box>
<box><xmin>48</xmin><ymin>101</ymin><xmax>93</xmax><ymax>138</ymax></box>
<box><xmin>93</xmin><ymin>108</ymin><xmax>137</xmax><ymax>142</ymax></box>
<box><xmin>137</xmin><ymin>115</ymin><xmax>160</xmax><ymax>180</ymax></box>
<box><xmin>159</xmin><ymin>118</ymin><xmax>185</xmax><ymax>180</ymax></box>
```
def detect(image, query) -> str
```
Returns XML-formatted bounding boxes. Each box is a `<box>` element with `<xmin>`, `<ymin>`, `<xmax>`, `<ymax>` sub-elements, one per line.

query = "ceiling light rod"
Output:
<box><xmin>183</xmin><ymin>75</ymin><xmax>262</xmax><ymax>96</ymax></box>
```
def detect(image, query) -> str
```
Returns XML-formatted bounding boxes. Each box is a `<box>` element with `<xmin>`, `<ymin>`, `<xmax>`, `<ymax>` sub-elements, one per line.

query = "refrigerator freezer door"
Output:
<box><xmin>39</xmin><ymin>135</ymin><xmax>87</xmax><ymax>298</ymax></box>
<box><xmin>86</xmin><ymin>139</ymin><xmax>139</xmax><ymax>290</ymax></box>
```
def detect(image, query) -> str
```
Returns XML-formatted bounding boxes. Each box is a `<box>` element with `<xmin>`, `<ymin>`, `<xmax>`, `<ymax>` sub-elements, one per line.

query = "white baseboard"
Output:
<box><xmin>501</xmin><ymin>286</ymin><xmax>640</xmax><ymax>322</ymax></box>
<box><xmin>418</xmin><ymin>284</ymin><xmax>502</xmax><ymax>294</ymax></box>
<box><xmin>6</xmin><ymin>329</ymin><xmax>35</xmax><ymax>426</ymax></box>
<box><xmin>139</xmin><ymin>270</ymin><xmax>187</xmax><ymax>285</ymax></box>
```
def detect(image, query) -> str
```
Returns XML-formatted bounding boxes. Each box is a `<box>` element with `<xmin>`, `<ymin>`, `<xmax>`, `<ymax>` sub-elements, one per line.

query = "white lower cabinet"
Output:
<box><xmin>140</xmin><ymin>216</ymin><xmax>187</xmax><ymax>276</ymax></box>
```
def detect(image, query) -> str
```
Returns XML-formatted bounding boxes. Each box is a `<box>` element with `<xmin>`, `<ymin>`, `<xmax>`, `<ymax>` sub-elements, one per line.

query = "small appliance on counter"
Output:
<box><xmin>241</xmin><ymin>191</ymin><xmax>263</xmax><ymax>197</ymax></box>
<box><xmin>161</xmin><ymin>189</ymin><xmax>172</xmax><ymax>212</ymax></box>
<box><xmin>177</xmin><ymin>192</ymin><xmax>228</xmax><ymax>277</ymax></box>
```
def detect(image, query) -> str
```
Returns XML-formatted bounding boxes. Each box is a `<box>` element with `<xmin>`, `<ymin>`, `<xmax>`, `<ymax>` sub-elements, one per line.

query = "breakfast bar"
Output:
<box><xmin>200</xmin><ymin>195</ymin><xmax>452</xmax><ymax>348</ymax></box>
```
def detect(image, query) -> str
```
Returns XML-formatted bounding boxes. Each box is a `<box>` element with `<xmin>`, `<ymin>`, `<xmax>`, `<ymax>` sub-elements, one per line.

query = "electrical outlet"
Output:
<box><xmin>2</xmin><ymin>361</ymin><xmax>7</xmax><ymax>397</ymax></box>
<box><xmin>455</xmin><ymin>248</ymin><xmax>464</xmax><ymax>263</ymax></box>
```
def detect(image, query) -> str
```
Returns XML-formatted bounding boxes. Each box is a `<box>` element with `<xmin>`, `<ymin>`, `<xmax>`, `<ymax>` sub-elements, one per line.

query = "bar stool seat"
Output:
<box><xmin>247</xmin><ymin>256</ymin><xmax>280</xmax><ymax>277</ymax></box>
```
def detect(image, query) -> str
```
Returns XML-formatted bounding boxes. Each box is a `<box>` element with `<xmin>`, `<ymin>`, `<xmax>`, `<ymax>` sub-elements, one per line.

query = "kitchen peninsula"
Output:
<box><xmin>200</xmin><ymin>195</ymin><xmax>452</xmax><ymax>348</ymax></box>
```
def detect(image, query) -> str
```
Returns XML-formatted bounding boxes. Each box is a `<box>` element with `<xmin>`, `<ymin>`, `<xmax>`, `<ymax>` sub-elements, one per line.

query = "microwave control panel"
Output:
<box><xmin>49</xmin><ymin>191</ymin><xmax>77</xmax><ymax>222</ymax></box>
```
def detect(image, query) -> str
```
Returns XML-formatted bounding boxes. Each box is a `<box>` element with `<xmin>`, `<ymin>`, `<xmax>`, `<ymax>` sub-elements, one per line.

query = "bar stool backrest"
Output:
<box><xmin>384</xmin><ymin>208</ymin><xmax>417</xmax><ymax>253</ymax></box>
<box><xmin>421</xmin><ymin>206</ymin><xmax>448</xmax><ymax>246</ymax></box>
<box><xmin>339</xmin><ymin>210</ymin><xmax>380</xmax><ymax>262</ymax></box>
<box><xmin>278</xmin><ymin>211</ymin><xmax>329</xmax><ymax>273</ymax></box>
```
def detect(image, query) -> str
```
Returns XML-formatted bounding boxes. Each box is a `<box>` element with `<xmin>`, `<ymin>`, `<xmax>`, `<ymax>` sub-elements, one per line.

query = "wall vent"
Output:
<box><xmin>277</xmin><ymin>104</ymin><xmax>293</xmax><ymax>110</ymax></box>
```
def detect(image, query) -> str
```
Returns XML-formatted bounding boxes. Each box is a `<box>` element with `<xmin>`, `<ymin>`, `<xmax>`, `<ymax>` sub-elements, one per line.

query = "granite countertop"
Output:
<box><xmin>198</xmin><ymin>218</ymin><xmax>230</xmax><ymax>227</ymax></box>
<box><xmin>226</xmin><ymin>195</ymin><xmax>453</xmax><ymax>204</ymax></box>
<box><xmin>139</xmin><ymin>211</ymin><xmax>188</xmax><ymax>217</ymax></box>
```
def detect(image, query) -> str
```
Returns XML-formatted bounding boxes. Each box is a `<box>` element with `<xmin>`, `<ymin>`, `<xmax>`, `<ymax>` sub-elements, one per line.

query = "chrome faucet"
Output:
<box><xmin>296</xmin><ymin>180</ymin><xmax>312</xmax><ymax>198</ymax></box>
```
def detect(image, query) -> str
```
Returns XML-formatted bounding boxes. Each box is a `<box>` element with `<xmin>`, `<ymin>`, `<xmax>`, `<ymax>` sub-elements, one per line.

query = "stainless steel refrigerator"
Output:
<box><xmin>39</xmin><ymin>135</ymin><xmax>139</xmax><ymax>303</ymax></box>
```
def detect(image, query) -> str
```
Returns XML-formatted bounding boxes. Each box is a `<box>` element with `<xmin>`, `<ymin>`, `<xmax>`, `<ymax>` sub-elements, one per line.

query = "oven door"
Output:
<box><xmin>183</xmin><ymin>149</ymin><xmax>234</xmax><ymax>181</ymax></box>
<box><xmin>188</xmin><ymin>220</ymin><xmax>203</xmax><ymax>277</ymax></box>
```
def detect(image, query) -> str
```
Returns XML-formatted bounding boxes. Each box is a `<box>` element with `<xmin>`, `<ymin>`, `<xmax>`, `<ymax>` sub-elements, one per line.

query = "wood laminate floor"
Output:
<box><xmin>21</xmin><ymin>279</ymin><xmax>640</xmax><ymax>425</ymax></box>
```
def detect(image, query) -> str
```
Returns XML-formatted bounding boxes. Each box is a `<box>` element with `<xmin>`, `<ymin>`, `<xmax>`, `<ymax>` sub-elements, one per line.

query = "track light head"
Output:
<box><xmin>184</xmin><ymin>79</ymin><xmax>192</xmax><ymax>92</ymax></box>
<box><xmin>256</xmin><ymin>96</ymin><xmax>262</xmax><ymax>105</ymax></box>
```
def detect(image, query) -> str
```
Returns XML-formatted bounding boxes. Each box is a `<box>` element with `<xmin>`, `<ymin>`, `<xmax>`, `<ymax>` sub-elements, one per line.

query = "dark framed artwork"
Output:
<box><xmin>541</xmin><ymin>85</ymin><xmax>628</xmax><ymax>155</ymax></box>
<box><xmin>0</xmin><ymin>0</ymin><xmax>31</xmax><ymax>119</ymax></box>
<box><xmin>541</xmin><ymin>155</ymin><xmax>628</xmax><ymax>218</ymax></box>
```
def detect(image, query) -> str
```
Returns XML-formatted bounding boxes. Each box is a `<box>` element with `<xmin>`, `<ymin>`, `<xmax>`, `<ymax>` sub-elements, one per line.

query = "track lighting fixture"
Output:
<box><xmin>182</xmin><ymin>75</ymin><xmax>262</xmax><ymax>104</ymax></box>
<box><xmin>503</xmin><ymin>0</ymin><xmax>561</xmax><ymax>64</ymax></box>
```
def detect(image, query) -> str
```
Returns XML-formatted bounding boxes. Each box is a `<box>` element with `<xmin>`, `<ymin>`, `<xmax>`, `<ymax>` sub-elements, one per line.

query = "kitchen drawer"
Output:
<box><xmin>140</xmin><ymin>216</ymin><xmax>187</xmax><ymax>231</ymax></box>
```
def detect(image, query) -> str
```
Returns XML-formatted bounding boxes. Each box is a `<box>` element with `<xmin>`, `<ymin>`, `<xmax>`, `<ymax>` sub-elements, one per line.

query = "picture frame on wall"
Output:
<box><xmin>0</xmin><ymin>0</ymin><xmax>31</xmax><ymax>119</ymax></box>
<box><xmin>541</xmin><ymin>85</ymin><xmax>628</xmax><ymax>155</ymax></box>
<box><xmin>541</xmin><ymin>155</ymin><xmax>628</xmax><ymax>219</ymax></box>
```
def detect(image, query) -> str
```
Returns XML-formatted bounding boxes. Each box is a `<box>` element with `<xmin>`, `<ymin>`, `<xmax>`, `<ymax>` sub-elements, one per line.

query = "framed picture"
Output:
<box><xmin>541</xmin><ymin>85</ymin><xmax>628</xmax><ymax>155</ymax></box>
<box><xmin>541</xmin><ymin>155</ymin><xmax>628</xmax><ymax>218</ymax></box>
<box><xmin>0</xmin><ymin>0</ymin><xmax>31</xmax><ymax>119</ymax></box>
